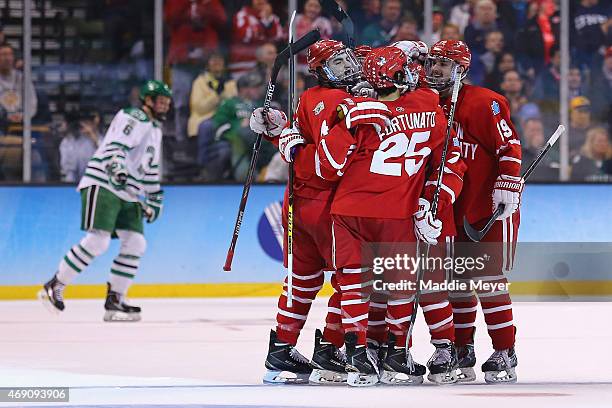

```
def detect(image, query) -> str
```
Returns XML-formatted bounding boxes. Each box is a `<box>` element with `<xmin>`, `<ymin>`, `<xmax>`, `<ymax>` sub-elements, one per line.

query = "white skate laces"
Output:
<box><xmin>289</xmin><ymin>347</ymin><xmax>309</xmax><ymax>364</ymax></box>
<box><xmin>54</xmin><ymin>282</ymin><xmax>65</xmax><ymax>302</ymax></box>
<box><xmin>430</xmin><ymin>346</ymin><xmax>451</xmax><ymax>366</ymax></box>
<box><xmin>405</xmin><ymin>349</ymin><xmax>416</xmax><ymax>371</ymax></box>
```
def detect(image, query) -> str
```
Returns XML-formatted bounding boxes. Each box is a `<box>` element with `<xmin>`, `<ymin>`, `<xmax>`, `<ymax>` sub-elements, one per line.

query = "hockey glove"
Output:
<box><xmin>413</xmin><ymin>198</ymin><xmax>442</xmax><ymax>245</ymax></box>
<box><xmin>337</xmin><ymin>99</ymin><xmax>391</xmax><ymax>133</ymax></box>
<box><xmin>278</xmin><ymin>125</ymin><xmax>305</xmax><ymax>163</ymax></box>
<box><xmin>106</xmin><ymin>155</ymin><xmax>128</xmax><ymax>190</ymax></box>
<box><xmin>249</xmin><ymin>107</ymin><xmax>288</xmax><ymax>137</ymax></box>
<box><xmin>144</xmin><ymin>190</ymin><xmax>164</xmax><ymax>223</ymax></box>
<box><xmin>492</xmin><ymin>175</ymin><xmax>523</xmax><ymax>220</ymax></box>
<box><xmin>350</xmin><ymin>81</ymin><xmax>377</xmax><ymax>99</ymax></box>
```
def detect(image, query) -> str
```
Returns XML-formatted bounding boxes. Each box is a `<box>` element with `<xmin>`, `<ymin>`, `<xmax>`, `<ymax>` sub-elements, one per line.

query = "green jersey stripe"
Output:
<box><xmin>64</xmin><ymin>255</ymin><xmax>82</xmax><ymax>273</ymax></box>
<box><xmin>110</xmin><ymin>269</ymin><xmax>135</xmax><ymax>279</ymax></box>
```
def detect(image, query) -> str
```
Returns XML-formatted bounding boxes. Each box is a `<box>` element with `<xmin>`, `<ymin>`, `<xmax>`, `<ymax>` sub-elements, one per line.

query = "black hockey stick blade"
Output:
<box><xmin>463</xmin><ymin>206</ymin><xmax>503</xmax><ymax>242</ymax></box>
<box><xmin>463</xmin><ymin>125</ymin><xmax>566</xmax><ymax>242</ymax></box>
<box><xmin>319</xmin><ymin>0</ymin><xmax>355</xmax><ymax>48</ymax></box>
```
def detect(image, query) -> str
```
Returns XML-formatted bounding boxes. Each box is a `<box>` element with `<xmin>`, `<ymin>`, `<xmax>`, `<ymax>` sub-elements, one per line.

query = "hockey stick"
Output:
<box><xmin>405</xmin><ymin>67</ymin><xmax>462</xmax><ymax>350</ymax></box>
<box><xmin>319</xmin><ymin>0</ymin><xmax>355</xmax><ymax>48</ymax></box>
<box><xmin>286</xmin><ymin>10</ymin><xmax>297</xmax><ymax>307</ymax></box>
<box><xmin>223</xmin><ymin>29</ymin><xmax>322</xmax><ymax>272</ymax></box>
<box><xmin>463</xmin><ymin>124</ymin><xmax>565</xmax><ymax>242</ymax></box>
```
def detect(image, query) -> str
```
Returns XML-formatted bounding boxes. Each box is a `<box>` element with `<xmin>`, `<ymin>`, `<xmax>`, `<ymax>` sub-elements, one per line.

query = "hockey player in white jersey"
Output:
<box><xmin>39</xmin><ymin>80</ymin><xmax>172</xmax><ymax>322</ymax></box>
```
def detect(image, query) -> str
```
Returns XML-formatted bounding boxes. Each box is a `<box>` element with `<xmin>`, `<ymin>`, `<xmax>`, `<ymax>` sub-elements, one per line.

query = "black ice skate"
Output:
<box><xmin>380</xmin><ymin>333</ymin><xmax>425</xmax><ymax>385</ymax></box>
<box><xmin>482</xmin><ymin>347</ymin><xmax>518</xmax><ymax>384</ymax></box>
<box><xmin>367</xmin><ymin>338</ymin><xmax>388</xmax><ymax>374</ymax></box>
<box><xmin>38</xmin><ymin>275</ymin><xmax>66</xmax><ymax>314</ymax></box>
<box><xmin>427</xmin><ymin>341</ymin><xmax>458</xmax><ymax>384</ymax></box>
<box><xmin>263</xmin><ymin>330</ymin><xmax>312</xmax><ymax>384</ymax></box>
<box><xmin>309</xmin><ymin>329</ymin><xmax>347</xmax><ymax>385</ymax></box>
<box><xmin>344</xmin><ymin>332</ymin><xmax>379</xmax><ymax>387</ymax></box>
<box><xmin>103</xmin><ymin>283</ymin><xmax>141</xmax><ymax>322</ymax></box>
<box><xmin>455</xmin><ymin>343</ymin><xmax>477</xmax><ymax>382</ymax></box>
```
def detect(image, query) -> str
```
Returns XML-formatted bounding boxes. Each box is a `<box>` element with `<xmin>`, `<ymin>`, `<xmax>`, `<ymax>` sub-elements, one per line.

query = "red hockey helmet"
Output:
<box><xmin>307</xmin><ymin>39</ymin><xmax>361</xmax><ymax>87</ymax></box>
<box><xmin>354</xmin><ymin>45</ymin><xmax>373</xmax><ymax>65</ymax></box>
<box><xmin>363</xmin><ymin>46</ymin><xmax>417</xmax><ymax>91</ymax></box>
<box><xmin>425</xmin><ymin>40</ymin><xmax>471</xmax><ymax>91</ymax></box>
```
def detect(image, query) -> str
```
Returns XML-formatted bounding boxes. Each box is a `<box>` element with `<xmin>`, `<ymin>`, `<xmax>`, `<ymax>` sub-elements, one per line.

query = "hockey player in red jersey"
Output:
<box><xmin>250</xmin><ymin>39</ymin><xmax>379</xmax><ymax>385</ymax></box>
<box><xmin>315</xmin><ymin>46</ymin><xmax>465</xmax><ymax>387</ymax></box>
<box><xmin>425</xmin><ymin>40</ymin><xmax>522</xmax><ymax>384</ymax></box>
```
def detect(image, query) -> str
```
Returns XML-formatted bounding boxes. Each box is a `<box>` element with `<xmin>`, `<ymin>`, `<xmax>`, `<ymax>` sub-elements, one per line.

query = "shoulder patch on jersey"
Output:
<box><xmin>491</xmin><ymin>100</ymin><xmax>501</xmax><ymax>116</ymax></box>
<box><xmin>313</xmin><ymin>101</ymin><xmax>325</xmax><ymax>116</ymax></box>
<box><xmin>123</xmin><ymin>107</ymin><xmax>150</xmax><ymax>122</ymax></box>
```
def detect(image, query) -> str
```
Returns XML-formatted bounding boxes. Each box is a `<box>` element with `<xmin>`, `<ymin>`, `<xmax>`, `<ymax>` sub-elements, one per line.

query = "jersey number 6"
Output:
<box><xmin>370</xmin><ymin>131</ymin><xmax>432</xmax><ymax>177</ymax></box>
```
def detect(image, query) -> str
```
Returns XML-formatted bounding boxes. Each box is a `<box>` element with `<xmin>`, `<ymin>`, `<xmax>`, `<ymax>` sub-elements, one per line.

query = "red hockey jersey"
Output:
<box><xmin>286</xmin><ymin>85</ymin><xmax>352</xmax><ymax>200</ymax></box>
<box><xmin>316</xmin><ymin>89</ymin><xmax>465</xmax><ymax>219</ymax></box>
<box><xmin>441</xmin><ymin>84</ymin><xmax>522</xmax><ymax>225</ymax></box>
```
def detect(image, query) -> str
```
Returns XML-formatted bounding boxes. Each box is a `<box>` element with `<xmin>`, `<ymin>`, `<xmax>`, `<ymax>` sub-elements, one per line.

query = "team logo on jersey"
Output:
<box><xmin>396</xmin><ymin>106</ymin><xmax>405</xmax><ymax>112</ymax></box>
<box><xmin>257</xmin><ymin>200</ymin><xmax>284</xmax><ymax>263</ymax></box>
<box><xmin>453</xmin><ymin>136</ymin><xmax>460</xmax><ymax>147</ymax></box>
<box><xmin>313</xmin><ymin>101</ymin><xmax>325</xmax><ymax>116</ymax></box>
<box><xmin>377</xmin><ymin>57</ymin><xmax>387</xmax><ymax>66</ymax></box>
<box><xmin>491</xmin><ymin>101</ymin><xmax>501</xmax><ymax>116</ymax></box>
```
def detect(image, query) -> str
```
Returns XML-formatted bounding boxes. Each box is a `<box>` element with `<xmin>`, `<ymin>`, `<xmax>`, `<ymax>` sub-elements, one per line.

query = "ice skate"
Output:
<box><xmin>427</xmin><ymin>341</ymin><xmax>458</xmax><ymax>384</ymax></box>
<box><xmin>263</xmin><ymin>330</ymin><xmax>311</xmax><ymax>384</ymax></box>
<box><xmin>455</xmin><ymin>343</ymin><xmax>477</xmax><ymax>382</ymax></box>
<box><xmin>367</xmin><ymin>338</ymin><xmax>387</xmax><ymax>373</ymax></box>
<box><xmin>103</xmin><ymin>283</ymin><xmax>141</xmax><ymax>322</ymax></box>
<box><xmin>38</xmin><ymin>275</ymin><xmax>66</xmax><ymax>314</ymax></box>
<box><xmin>309</xmin><ymin>329</ymin><xmax>347</xmax><ymax>385</ymax></box>
<box><xmin>482</xmin><ymin>347</ymin><xmax>518</xmax><ymax>384</ymax></box>
<box><xmin>380</xmin><ymin>333</ymin><xmax>425</xmax><ymax>385</ymax></box>
<box><xmin>344</xmin><ymin>332</ymin><xmax>379</xmax><ymax>387</ymax></box>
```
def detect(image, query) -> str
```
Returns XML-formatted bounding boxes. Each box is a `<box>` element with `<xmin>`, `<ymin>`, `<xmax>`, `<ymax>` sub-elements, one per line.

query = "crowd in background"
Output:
<box><xmin>0</xmin><ymin>0</ymin><xmax>610</xmax><ymax>183</ymax></box>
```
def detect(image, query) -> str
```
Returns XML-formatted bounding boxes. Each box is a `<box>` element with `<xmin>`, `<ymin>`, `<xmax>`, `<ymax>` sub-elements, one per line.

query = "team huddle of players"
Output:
<box><xmin>249</xmin><ymin>38</ymin><xmax>523</xmax><ymax>387</ymax></box>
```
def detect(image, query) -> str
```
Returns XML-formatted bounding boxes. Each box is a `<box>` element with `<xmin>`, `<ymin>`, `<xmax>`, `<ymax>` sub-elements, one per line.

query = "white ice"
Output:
<box><xmin>1</xmin><ymin>297</ymin><xmax>611</xmax><ymax>407</ymax></box>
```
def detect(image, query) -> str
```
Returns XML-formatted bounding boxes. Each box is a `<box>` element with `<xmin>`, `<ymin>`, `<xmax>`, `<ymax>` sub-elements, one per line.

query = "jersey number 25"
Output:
<box><xmin>370</xmin><ymin>131</ymin><xmax>432</xmax><ymax>177</ymax></box>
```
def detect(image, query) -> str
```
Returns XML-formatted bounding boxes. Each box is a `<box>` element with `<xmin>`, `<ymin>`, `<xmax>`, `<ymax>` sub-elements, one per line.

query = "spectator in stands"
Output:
<box><xmin>521</xmin><ymin>117</ymin><xmax>559</xmax><ymax>181</ymax></box>
<box><xmin>352</xmin><ymin>0</ymin><xmax>381</xmax><ymax>34</ymax></box>
<box><xmin>533</xmin><ymin>46</ymin><xmax>561</xmax><ymax>120</ymax></box>
<box><xmin>254</xmin><ymin>43</ymin><xmax>278</xmax><ymax>80</ymax></box>
<box><xmin>189</xmin><ymin>52</ymin><xmax>238</xmax><ymax>180</ymax></box>
<box><xmin>211</xmin><ymin>71</ymin><xmax>275</xmax><ymax>182</ymax></box>
<box><xmin>470</xmin><ymin>30</ymin><xmax>505</xmax><ymax>85</ymax></box>
<box><xmin>430</xmin><ymin>7</ymin><xmax>446</xmax><ymax>43</ymax></box>
<box><xmin>589</xmin><ymin>46</ymin><xmax>612</xmax><ymax>124</ymax></box>
<box><xmin>449</xmin><ymin>0</ymin><xmax>478</xmax><ymax>34</ymax></box>
<box><xmin>361</xmin><ymin>0</ymin><xmax>403</xmax><ymax>47</ymax></box>
<box><xmin>165</xmin><ymin>0</ymin><xmax>227</xmax><ymax>142</ymax></box>
<box><xmin>484</xmin><ymin>51</ymin><xmax>516</xmax><ymax>93</ymax></box>
<box><xmin>572</xmin><ymin>0</ymin><xmax>610</xmax><ymax>69</ymax></box>
<box><xmin>464</xmin><ymin>0</ymin><xmax>513</xmax><ymax>55</ymax></box>
<box><xmin>568</xmin><ymin>66</ymin><xmax>588</xmax><ymax>99</ymax></box>
<box><xmin>568</xmin><ymin>96</ymin><xmax>594</xmax><ymax>157</ymax></box>
<box><xmin>571</xmin><ymin>127</ymin><xmax>612</xmax><ymax>182</ymax></box>
<box><xmin>500</xmin><ymin>70</ymin><xmax>529</xmax><ymax>120</ymax></box>
<box><xmin>59</xmin><ymin>110</ymin><xmax>102</xmax><ymax>183</ymax></box>
<box><xmin>230</xmin><ymin>0</ymin><xmax>284</xmax><ymax>78</ymax></box>
<box><xmin>441</xmin><ymin>23</ymin><xmax>462</xmax><ymax>41</ymax></box>
<box><xmin>0</xmin><ymin>43</ymin><xmax>37</xmax><ymax>132</ymax></box>
<box><xmin>392</xmin><ymin>16</ymin><xmax>420</xmax><ymax>42</ymax></box>
<box><xmin>295</xmin><ymin>0</ymin><xmax>333</xmax><ymax>41</ymax></box>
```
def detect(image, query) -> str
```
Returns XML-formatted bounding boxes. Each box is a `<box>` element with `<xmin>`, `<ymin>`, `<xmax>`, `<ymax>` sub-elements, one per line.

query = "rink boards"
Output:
<box><xmin>0</xmin><ymin>184</ymin><xmax>611</xmax><ymax>299</ymax></box>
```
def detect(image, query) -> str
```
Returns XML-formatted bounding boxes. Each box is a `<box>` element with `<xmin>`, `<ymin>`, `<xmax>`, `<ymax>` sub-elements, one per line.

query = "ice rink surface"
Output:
<box><xmin>1</xmin><ymin>297</ymin><xmax>611</xmax><ymax>408</ymax></box>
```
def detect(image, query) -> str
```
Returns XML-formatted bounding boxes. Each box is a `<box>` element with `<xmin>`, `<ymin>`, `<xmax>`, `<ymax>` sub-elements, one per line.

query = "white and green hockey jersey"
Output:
<box><xmin>78</xmin><ymin>107</ymin><xmax>162</xmax><ymax>202</ymax></box>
